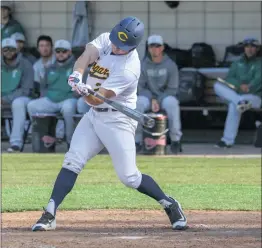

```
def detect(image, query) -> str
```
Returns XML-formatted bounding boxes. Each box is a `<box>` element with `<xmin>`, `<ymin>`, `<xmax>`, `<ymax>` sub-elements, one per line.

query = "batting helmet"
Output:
<box><xmin>109</xmin><ymin>16</ymin><xmax>144</xmax><ymax>52</ymax></box>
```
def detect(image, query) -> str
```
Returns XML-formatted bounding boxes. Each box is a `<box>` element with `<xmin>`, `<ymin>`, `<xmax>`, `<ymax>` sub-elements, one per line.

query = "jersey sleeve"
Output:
<box><xmin>102</xmin><ymin>69</ymin><xmax>137</xmax><ymax>96</ymax></box>
<box><xmin>88</xmin><ymin>32</ymin><xmax>110</xmax><ymax>58</ymax></box>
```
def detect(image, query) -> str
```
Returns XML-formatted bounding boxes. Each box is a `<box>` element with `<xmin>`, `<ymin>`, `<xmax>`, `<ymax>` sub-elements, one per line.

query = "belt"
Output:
<box><xmin>93</xmin><ymin>107</ymin><xmax>117</xmax><ymax>112</ymax></box>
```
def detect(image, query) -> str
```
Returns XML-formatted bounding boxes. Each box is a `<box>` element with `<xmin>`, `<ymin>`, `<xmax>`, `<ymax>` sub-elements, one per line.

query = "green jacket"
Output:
<box><xmin>1</xmin><ymin>53</ymin><xmax>34</xmax><ymax>104</ymax></box>
<box><xmin>1</xmin><ymin>18</ymin><xmax>25</xmax><ymax>40</ymax></box>
<box><xmin>225</xmin><ymin>55</ymin><xmax>262</xmax><ymax>96</ymax></box>
<box><xmin>41</xmin><ymin>55</ymin><xmax>78</xmax><ymax>103</ymax></box>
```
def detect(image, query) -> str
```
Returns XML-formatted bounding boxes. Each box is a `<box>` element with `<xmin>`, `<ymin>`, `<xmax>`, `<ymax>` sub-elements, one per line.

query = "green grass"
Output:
<box><xmin>1</xmin><ymin>154</ymin><xmax>261</xmax><ymax>212</ymax></box>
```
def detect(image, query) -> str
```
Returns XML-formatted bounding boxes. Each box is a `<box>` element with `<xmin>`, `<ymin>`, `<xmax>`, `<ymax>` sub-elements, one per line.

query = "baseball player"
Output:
<box><xmin>32</xmin><ymin>16</ymin><xmax>187</xmax><ymax>232</ymax></box>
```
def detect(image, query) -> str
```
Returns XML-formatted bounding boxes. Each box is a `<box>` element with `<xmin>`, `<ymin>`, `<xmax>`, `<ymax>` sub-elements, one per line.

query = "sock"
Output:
<box><xmin>46</xmin><ymin>168</ymin><xmax>78</xmax><ymax>216</ymax></box>
<box><xmin>137</xmin><ymin>174</ymin><xmax>173</xmax><ymax>208</ymax></box>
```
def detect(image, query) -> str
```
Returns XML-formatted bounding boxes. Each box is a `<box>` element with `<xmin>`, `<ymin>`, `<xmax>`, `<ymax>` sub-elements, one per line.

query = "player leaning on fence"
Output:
<box><xmin>214</xmin><ymin>37</ymin><xmax>262</xmax><ymax>148</ymax></box>
<box><xmin>136</xmin><ymin>35</ymin><xmax>182</xmax><ymax>154</ymax></box>
<box><xmin>1</xmin><ymin>38</ymin><xmax>34</xmax><ymax>152</ymax></box>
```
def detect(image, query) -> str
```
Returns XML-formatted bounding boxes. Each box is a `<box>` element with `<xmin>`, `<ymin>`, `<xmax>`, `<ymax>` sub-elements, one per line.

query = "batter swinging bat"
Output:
<box><xmin>80</xmin><ymin>85</ymin><xmax>155</xmax><ymax>128</ymax></box>
<box><xmin>217</xmin><ymin>77</ymin><xmax>236</xmax><ymax>90</ymax></box>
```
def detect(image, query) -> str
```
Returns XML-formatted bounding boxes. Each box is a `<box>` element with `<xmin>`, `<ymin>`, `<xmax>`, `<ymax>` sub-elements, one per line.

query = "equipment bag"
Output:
<box><xmin>190</xmin><ymin>42</ymin><xmax>216</xmax><ymax>68</ymax></box>
<box><xmin>178</xmin><ymin>68</ymin><xmax>206</xmax><ymax>105</ymax></box>
<box><xmin>31</xmin><ymin>114</ymin><xmax>58</xmax><ymax>153</ymax></box>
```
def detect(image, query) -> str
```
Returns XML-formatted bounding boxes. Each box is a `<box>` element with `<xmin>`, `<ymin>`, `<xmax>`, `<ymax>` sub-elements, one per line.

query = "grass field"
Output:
<box><xmin>2</xmin><ymin>154</ymin><xmax>261</xmax><ymax>212</ymax></box>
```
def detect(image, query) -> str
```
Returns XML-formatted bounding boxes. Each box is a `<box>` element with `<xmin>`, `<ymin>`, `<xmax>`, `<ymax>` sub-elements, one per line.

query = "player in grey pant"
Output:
<box><xmin>136</xmin><ymin>34</ymin><xmax>182</xmax><ymax>154</ymax></box>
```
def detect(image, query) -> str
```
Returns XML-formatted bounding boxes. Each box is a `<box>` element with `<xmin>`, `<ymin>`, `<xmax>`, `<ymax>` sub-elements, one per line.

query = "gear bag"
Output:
<box><xmin>178</xmin><ymin>68</ymin><xmax>206</xmax><ymax>105</ymax></box>
<box><xmin>190</xmin><ymin>42</ymin><xmax>216</xmax><ymax>68</ymax></box>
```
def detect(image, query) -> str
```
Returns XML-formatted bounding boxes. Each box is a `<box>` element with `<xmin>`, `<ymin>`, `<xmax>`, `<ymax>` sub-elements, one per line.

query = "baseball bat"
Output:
<box><xmin>82</xmin><ymin>87</ymin><xmax>155</xmax><ymax>128</ymax></box>
<box><xmin>217</xmin><ymin>77</ymin><xmax>236</xmax><ymax>90</ymax></box>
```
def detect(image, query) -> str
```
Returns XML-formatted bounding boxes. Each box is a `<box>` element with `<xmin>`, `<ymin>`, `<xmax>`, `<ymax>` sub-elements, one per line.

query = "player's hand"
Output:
<box><xmin>152</xmin><ymin>99</ymin><xmax>160</xmax><ymax>113</ymax></box>
<box><xmin>240</xmin><ymin>84</ymin><xmax>249</xmax><ymax>93</ymax></box>
<box><xmin>75</xmin><ymin>83</ymin><xmax>92</xmax><ymax>96</ymax></box>
<box><xmin>68</xmin><ymin>71</ymin><xmax>83</xmax><ymax>89</ymax></box>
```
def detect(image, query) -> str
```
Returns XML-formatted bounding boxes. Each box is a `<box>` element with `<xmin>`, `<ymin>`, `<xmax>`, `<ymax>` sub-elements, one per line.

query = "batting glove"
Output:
<box><xmin>75</xmin><ymin>83</ymin><xmax>92</xmax><ymax>96</ymax></box>
<box><xmin>68</xmin><ymin>71</ymin><xmax>82</xmax><ymax>88</ymax></box>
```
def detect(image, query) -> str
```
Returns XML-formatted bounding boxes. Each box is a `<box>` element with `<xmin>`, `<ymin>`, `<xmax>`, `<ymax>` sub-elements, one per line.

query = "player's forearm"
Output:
<box><xmin>84</xmin><ymin>95</ymin><xmax>104</xmax><ymax>105</ymax></box>
<box><xmin>73</xmin><ymin>54</ymin><xmax>91</xmax><ymax>75</ymax></box>
<box><xmin>73</xmin><ymin>44</ymin><xmax>99</xmax><ymax>75</ymax></box>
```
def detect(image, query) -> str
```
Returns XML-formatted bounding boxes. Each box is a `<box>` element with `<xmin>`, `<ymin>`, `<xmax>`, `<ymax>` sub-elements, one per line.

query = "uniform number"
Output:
<box><xmin>94</xmin><ymin>82</ymin><xmax>101</xmax><ymax>92</ymax></box>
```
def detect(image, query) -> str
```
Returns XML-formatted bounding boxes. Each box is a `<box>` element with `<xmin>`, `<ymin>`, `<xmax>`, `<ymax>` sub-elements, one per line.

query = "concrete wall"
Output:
<box><xmin>12</xmin><ymin>1</ymin><xmax>262</xmax><ymax>60</ymax></box>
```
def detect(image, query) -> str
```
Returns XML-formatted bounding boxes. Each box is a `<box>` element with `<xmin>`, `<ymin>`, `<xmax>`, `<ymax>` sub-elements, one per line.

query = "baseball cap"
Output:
<box><xmin>243</xmin><ymin>37</ymin><xmax>260</xmax><ymax>47</ymax></box>
<box><xmin>54</xmin><ymin>39</ymin><xmax>71</xmax><ymax>50</ymax></box>
<box><xmin>2</xmin><ymin>38</ymin><xmax>17</xmax><ymax>49</ymax></box>
<box><xmin>147</xmin><ymin>35</ymin><xmax>164</xmax><ymax>46</ymax></box>
<box><xmin>11</xmin><ymin>32</ymin><xmax>26</xmax><ymax>42</ymax></box>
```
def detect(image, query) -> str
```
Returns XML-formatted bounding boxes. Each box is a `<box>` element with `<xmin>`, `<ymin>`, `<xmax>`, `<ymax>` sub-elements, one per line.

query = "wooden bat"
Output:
<box><xmin>80</xmin><ymin>85</ymin><xmax>155</xmax><ymax>128</ymax></box>
<box><xmin>217</xmin><ymin>77</ymin><xmax>236</xmax><ymax>90</ymax></box>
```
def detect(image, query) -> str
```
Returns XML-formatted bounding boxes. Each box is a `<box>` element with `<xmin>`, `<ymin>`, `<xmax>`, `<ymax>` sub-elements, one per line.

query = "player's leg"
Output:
<box><xmin>27</xmin><ymin>97</ymin><xmax>60</xmax><ymax>117</ymax></box>
<box><xmin>8</xmin><ymin>96</ymin><xmax>30</xmax><ymax>152</ymax></box>
<box><xmin>161</xmin><ymin>96</ymin><xmax>182</xmax><ymax>154</ymax></box>
<box><xmin>135</xmin><ymin>95</ymin><xmax>151</xmax><ymax>151</ymax></box>
<box><xmin>219</xmin><ymin>102</ymin><xmax>242</xmax><ymax>147</ymax></box>
<box><xmin>59</xmin><ymin>98</ymin><xmax>77</xmax><ymax>147</ymax></box>
<box><xmin>95</xmin><ymin>113</ymin><xmax>187</xmax><ymax>230</ymax></box>
<box><xmin>220</xmin><ymin>94</ymin><xmax>262</xmax><ymax>147</ymax></box>
<box><xmin>77</xmin><ymin>96</ymin><xmax>91</xmax><ymax>114</ymax></box>
<box><xmin>214</xmin><ymin>82</ymin><xmax>242</xmax><ymax>105</ymax></box>
<box><xmin>32</xmin><ymin>111</ymin><xmax>104</xmax><ymax>231</ymax></box>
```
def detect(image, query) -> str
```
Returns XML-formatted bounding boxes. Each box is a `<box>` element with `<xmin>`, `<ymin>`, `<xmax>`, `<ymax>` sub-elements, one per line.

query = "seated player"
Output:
<box><xmin>214</xmin><ymin>37</ymin><xmax>262</xmax><ymax>148</ymax></box>
<box><xmin>1</xmin><ymin>38</ymin><xmax>34</xmax><ymax>152</ymax></box>
<box><xmin>27</xmin><ymin>40</ymin><xmax>78</xmax><ymax>148</ymax></box>
<box><xmin>135</xmin><ymin>34</ymin><xmax>182</xmax><ymax>154</ymax></box>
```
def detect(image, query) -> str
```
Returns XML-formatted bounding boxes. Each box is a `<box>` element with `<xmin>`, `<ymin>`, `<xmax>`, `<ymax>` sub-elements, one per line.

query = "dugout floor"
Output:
<box><xmin>1</xmin><ymin>141</ymin><xmax>261</xmax><ymax>157</ymax></box>
<box><xmin>2</xmin><ymin>210</ymin><xmax>261</xmax><ymax>248</ymax></box>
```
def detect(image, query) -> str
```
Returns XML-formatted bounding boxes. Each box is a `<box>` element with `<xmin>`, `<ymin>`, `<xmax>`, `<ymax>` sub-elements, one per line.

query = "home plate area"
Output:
<box><xmin>2</xmin><ymin>210</ymin><xmax>261</xmax><ymax>248</ymax></box>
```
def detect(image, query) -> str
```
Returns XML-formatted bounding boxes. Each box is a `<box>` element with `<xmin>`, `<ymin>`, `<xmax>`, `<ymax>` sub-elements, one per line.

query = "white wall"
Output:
<box><xmin>12</xmin><ymin>1</ymin><xmax>262</xmax><ymax>61</ymax></box>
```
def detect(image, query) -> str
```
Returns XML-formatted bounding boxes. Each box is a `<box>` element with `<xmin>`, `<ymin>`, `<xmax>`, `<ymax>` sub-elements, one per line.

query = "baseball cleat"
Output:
<box><xmin>215</xmin><ymin>140</ymin><xmax>232</xmax><ymax>148</ymax></box>
<box><xmin>164</xmin><ymin>197</ymin><xmax>188</xmax><ymax>230</ymax></box>
<box><xmin>237</xmin><ymin>100</ymin><xmax>252</xmax><ymax>113</ymax></box>
<box><xmin>32</xmin><ymin>208</ymin><xmax>56</xmax><ymax>231</ymax></box>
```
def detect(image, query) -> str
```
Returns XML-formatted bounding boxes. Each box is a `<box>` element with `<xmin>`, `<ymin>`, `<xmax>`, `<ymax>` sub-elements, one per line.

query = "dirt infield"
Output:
<box><xmin>1</xmin><ymin>210</ymin><xmax>261</xmax><ymax>248</ymax></box>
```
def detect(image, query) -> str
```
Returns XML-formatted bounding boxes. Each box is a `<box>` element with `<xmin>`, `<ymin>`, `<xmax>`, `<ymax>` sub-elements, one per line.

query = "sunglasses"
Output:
<box><xmin>55</xmin><ymin>49</ymin><xmax>68</xmax><ymax>54</ymax></box>
<box><xmin>149</xmin><ymin>44</ymin><xmax>162</xmax><ymax>48</ymax></box>
<box><xmin>2</xmin><ymin>47</ymin><xmax>16</xmax><ymax>52</ymax></box>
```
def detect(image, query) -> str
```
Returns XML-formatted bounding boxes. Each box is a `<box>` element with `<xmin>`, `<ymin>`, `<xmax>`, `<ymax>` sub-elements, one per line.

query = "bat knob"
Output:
<box><xmin>146</xmin><ymin>118</ymin><xmax>155</xmax><ymax>128</ymax></box>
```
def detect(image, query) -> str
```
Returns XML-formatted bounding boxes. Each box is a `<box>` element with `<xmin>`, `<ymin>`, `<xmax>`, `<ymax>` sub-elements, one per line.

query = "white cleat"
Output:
<box><xmin>32</xmin><ymin>208</ymin><xmax>56</xmax><ymax>231</ymax></box>
<box><xmin>237</xmin><ymin>100</ymin><xmax>252</xmax><ymax>113</ymax></box>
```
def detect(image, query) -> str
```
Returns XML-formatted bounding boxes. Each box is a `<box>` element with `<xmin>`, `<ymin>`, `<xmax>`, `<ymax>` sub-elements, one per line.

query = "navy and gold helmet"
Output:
<box><xmin>109</xmin><ymin>16</ymin><xmax>144</xmax><ymax>51</ymax></box>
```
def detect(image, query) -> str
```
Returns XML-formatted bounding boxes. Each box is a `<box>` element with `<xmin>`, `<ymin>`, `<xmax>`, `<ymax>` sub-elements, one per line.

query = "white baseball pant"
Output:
<box><xmin>62</xmin><ymin>108</ymin><xmax>142</xmax><ymax>189</ymax></box>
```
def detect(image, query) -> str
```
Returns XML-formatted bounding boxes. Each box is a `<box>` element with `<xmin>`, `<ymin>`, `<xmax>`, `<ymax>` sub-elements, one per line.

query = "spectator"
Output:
<box><xmin>1</xmin><ymin>38</ymin><xmax>34</xmax><ymax>152</ymax></box>
<box><xmin>214</xmin><ymin>37</ymin><xmax>262</xmax><ymax>148</ymax></box>
<box><xmin>135</xmin><ymin>35</ymin><xmax>182</xmax><ymax>154</ymax></box>
<box><xmin>1</xmin><ymin>1</ymin><xmax>25</xmax><ymax>40</ymax></box>
<box><xmin>27</xmin><ymin>40</ymin><xmax>78</xmax><ymax>148</ymax></box>
<box><xmin>11</xmin><ymin>32</ymin><xmax>37</xmax><ymax>65</ymax></box>
<box><xmin>33</xmin><ymin>35</ymin><xmax>56</xmax><ymax>85</ymax></box>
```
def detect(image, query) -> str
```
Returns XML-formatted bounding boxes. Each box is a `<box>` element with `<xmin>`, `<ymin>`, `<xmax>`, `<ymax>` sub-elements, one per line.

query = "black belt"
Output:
<box><xmin>93</xmin><ymin>107</ymin><xmax>117</xmax><ymax>112</ymax></box>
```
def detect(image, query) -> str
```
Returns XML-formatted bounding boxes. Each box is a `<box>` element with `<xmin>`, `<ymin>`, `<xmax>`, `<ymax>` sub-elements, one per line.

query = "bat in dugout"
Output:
<box><xmin>217</xmin><ymin>77</ymin><xmax>236</xmax><ymax>90</ymax></box>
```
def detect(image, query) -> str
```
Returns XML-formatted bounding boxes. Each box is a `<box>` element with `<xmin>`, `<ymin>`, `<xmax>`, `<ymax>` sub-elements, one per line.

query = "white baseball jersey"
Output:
<box><xmin>85</xmin><ymin>32</ymin><xmax>141</xmax><ymax>109</ymax></box>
